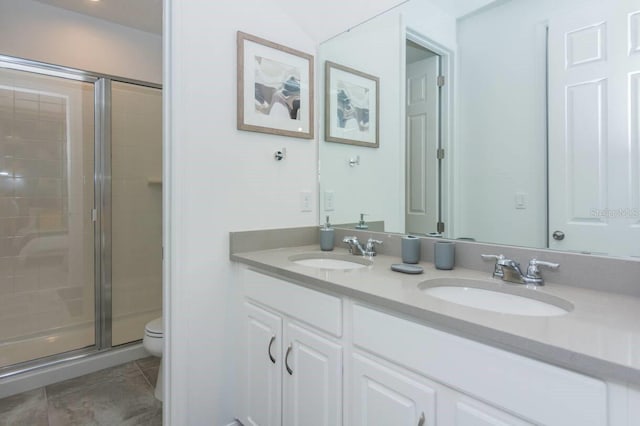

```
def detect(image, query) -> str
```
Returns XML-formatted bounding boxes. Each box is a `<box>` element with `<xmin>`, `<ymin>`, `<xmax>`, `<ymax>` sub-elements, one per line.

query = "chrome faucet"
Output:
<box><xmin>481</xmin><ymin>254</ymin><xmax>505</xmax><ymax>278</ymax></box>
<box><xmin>482</xmin><ymin>254</ymin><xmax>559</xmax><ymax>286</ymax></box>
<box><xmin>343</xmin><ymin>236</ymin><xmax>383</xmax><ymax>256</ymax></box>
<box><xmin>364</xmin><ymin>238</ymin><xmax>383</xmax><ymax>256</ymax></box>
<box><xmin>343</xmin><ymin>236</ymin><xmax>365</xmax><ymax>255</ymax></box>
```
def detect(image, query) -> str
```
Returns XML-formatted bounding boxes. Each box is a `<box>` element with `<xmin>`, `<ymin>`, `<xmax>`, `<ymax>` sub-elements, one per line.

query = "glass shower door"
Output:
<box><xmin>0</xmin><ymin>67</ymin><xmax>96</xmax><ymax>368</ymax></box>
<box><xmin>110</xmin><ymin>81</ymin><xmax>162</xmax><ymax>346</ymax></box>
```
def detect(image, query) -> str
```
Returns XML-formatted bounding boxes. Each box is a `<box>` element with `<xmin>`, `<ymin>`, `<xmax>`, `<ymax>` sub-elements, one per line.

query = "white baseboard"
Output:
<box><xmin>0</xmin><ymin>344</ymin><xmax>149</xmax><ymax>399</ymax></box>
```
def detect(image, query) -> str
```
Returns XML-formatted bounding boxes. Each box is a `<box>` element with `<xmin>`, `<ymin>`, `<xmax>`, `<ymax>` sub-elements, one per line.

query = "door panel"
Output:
<box><xmin>406</xmin><ymin>55</ymin><xmax>439</xmax><ymax>235</ymax></box>
<box><xmin>351</xmin><ymin>353</ymin><xmax>435</xmax><ymax>426</ymax></box>
<box><xmin>548</xmin><ymin>1</ymin><xmax>640</xmax><ymax>256</ymax></box>
<box><xmin>283</xmin><ymin>322</ymin><xmax>341</xmax><ymax>426</ymax></box>
<box><xmin>242</xmin><ymin>302</ymin><xmax>282</xmax><ymax>426</ymax></box>
<box><xmin>110</xmin><ymin>82</ymin><xmax>162</xmax><ymax>345</ymax></box>
<box><xmin>0</xmin><ymin>66</ymin><xmax>95</xmax><ymax>368</ymax></box>
<box><xmin>453</xmin><ymin>400</ymin><xmax>533</xmax><ymax>426</ymax></box>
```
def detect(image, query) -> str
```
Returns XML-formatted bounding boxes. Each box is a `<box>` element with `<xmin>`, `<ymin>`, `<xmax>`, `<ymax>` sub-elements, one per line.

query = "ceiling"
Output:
<box><xmin>33</xmin><ymin>0</ymin><xmax>162</xmax><ymax>34</ymax></box>
<box><xmin>29</xmin><ymin>0</ymin><xmax>501</xmax><ymax>39</ymax></box>
<box><xmin>406</xmin><ymin>40</ymin><xmax>436</xmax><ymax>64</ymax></box>
<box><xmin>428</xmin><ymin>0</ymin><xmax>499</xmax><ymax>18</ymax></box>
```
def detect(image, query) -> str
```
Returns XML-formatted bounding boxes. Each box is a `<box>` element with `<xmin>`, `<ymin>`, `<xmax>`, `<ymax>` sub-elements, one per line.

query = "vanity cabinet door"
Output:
<box><xmin>240</xmin><ymin>302</ymin><xmax>283</xmax><ymax>426</ymax></box>
<box><xmin>283</xmin><ymin>321</ymin><xmax>342</xmax><ymax>426</ymax></box>
<box><xmin>351</xmin><ymin>353</ymin><xmax>436</xmax><ymax>426</ymax></box>
<box><xmin>447</xmin><ymin>393</ymin><xmax>534</xmax><ymax>426</ymax></box>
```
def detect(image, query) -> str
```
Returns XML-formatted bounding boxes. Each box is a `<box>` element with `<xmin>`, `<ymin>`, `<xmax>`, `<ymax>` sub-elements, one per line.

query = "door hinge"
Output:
<box><xmin>437</xmin><ymin>75</ymin><xmax>445</xmax><ymax>87</ymax></box>
<box><xmin>437</xmin><ymin>222</ymin><xmax>445</xmax><ymax>233</ymax></box>
<box><xmin>437</xmin><ymin>148</ymin><xmax>445</xmax><ymax>160</ymax></box>
<box><xmin>92</xmin><ymin>208</ymin><xmax>97</xmax><ymax>222</ymax></box>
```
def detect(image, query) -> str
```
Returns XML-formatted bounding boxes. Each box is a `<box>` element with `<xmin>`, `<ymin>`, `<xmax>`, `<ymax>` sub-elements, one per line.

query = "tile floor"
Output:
<box><xmin>0</xmin><ymin>357</ymin><xmax>161</xmax><ymax>426</ymax></box>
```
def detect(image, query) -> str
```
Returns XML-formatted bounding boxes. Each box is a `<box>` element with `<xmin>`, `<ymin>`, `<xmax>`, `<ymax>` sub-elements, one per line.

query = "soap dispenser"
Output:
<box><xmin>320</xmin><ymin>216</ymin><xmax>335</xmax><ymax>251</ymax></box>
<box><xmin>355</xmin><ymin>213</ymin><xmax>369</xmax><ymax>230</ymax></box>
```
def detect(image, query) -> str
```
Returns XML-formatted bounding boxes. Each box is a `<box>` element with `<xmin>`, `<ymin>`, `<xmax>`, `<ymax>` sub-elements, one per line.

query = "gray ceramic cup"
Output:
<box><xmin>401</xmin><ymin>235</ymin><xmax>421</xmax><ymax>264</ymax></box>
<box><xmin>434</xmin><ymin>241</ymin><xmax>455</xmax><ymax>270</ymax></box>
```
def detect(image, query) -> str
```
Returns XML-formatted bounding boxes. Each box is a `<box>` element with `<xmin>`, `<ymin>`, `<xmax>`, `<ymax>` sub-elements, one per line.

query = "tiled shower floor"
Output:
<box><xmin>0</xmin><ymin>357</ymin><xmax>161</xmax><ymax>426</ymax></box>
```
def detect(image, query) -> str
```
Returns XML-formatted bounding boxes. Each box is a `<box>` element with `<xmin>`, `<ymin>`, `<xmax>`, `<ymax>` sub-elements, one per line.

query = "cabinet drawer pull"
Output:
<box><xmin>418</xmin><ymin>412</ymin><xmax>425</xmax><ymax>426</ymax></box>
<box><xmin>285</xmin><ymin>344</ymin><xmax>293</xmax><ymax>375</ymax></box>
<box><xmin>268</xmin><ymin>335</ymin><xmax>276</xmax><ymax>364</ymax></box>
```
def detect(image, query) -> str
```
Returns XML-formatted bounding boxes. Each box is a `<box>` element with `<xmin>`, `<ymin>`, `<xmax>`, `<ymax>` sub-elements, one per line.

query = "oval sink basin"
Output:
<box><xmin>419</xmin><ymin>278</ymin><xmax>573</xmax><ymax>317</ymax></box>
<box><xmin>289</xmin><ymin>253</ymin><xmax>372</xmax><ymax>270</ymax></box>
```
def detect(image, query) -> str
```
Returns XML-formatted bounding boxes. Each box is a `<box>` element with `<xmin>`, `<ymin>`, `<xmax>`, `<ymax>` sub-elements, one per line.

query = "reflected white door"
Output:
<box><xmin>548</xmin><ymin>1</ymin><xmax>640</xmax><ymax>256</ymax></box>
<box><xmin>406</xmin><ymin>56</ymin><xmax>439</xmax><ymax>235</ymax></box>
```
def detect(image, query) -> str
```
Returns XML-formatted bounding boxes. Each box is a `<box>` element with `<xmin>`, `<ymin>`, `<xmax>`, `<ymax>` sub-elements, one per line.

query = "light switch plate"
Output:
<box><xmin>300</xmin><ymin>191</ymin><xmax>312</xmax><ymax>212</ymax></box>
<box><xmin>324</xmin><ymin>191</ymin><xmax>335</xmax><ymax>211</ymax></box>
<box><xmin>515</xmin><ymin>192</ymin><xmax>527</xmax><ymax>209</ymax></box>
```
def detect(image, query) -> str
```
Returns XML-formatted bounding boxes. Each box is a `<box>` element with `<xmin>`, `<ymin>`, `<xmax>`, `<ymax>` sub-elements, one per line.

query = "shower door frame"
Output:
<box><xmin>0</xmin><ymin>55</ymin><xmax>162</xmax><ymax>379</ymax></box>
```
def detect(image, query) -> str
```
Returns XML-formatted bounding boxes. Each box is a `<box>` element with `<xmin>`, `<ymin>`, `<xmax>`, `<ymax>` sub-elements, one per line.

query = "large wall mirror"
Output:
<box><xmin>318</xmin><ymin>0</ymin><xmax>640</xmax><ymax>259</ymax></box>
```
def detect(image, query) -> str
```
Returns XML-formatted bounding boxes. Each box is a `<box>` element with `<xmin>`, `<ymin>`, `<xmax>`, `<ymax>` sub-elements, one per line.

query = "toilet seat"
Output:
<box><xmin>144</xmin><ymin>317</ymin><xmax>163</xmax><ymax>337</ymax></box>
<box><xmin>142</xmin><ymin>316</ymin><xmax>164</xmax><ymax>401</ymax></box>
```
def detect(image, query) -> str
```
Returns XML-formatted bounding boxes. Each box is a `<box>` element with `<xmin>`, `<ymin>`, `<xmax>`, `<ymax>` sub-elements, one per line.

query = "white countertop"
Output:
<box><xmin>232</xmin><ymin>245</ymin><xmax>640</xmax><ymax>385</ymax></box>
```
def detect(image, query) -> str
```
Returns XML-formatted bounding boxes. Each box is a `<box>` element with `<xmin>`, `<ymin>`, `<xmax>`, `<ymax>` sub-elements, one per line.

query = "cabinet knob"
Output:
<box><xmin>285</xmin><ymin>344</ymin><xmax>293</xmax><ymax>375</ymax></box>
<box><xmin>268</xmin><ymin>335</ymin><xmax>276</xmax><ymax>364</ymax></box>
<box><xmin>418</xmin><ymin>412</ymin><xmax>425</xmax><ymax>426</ymax></box>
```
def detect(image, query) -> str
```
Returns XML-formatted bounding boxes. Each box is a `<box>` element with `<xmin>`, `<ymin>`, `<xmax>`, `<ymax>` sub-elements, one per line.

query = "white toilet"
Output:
<box><xmin>143</xmin><ymin>317</ymin><xmax>164</xmax><ymax>401</ymax></box>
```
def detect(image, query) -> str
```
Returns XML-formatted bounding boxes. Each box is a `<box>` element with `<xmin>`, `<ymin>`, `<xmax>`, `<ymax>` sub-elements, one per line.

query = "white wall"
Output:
<box><xmin>166</xmin><ymin>1</ymin><xmax>318</xmax><ymax>422</ymax></box>
<box><xmin>0</xmin><ymin>0</ymin><xmax>162</xmax><ymax>84</ymax></box>
<box><xmin>455</xmin><ymin>0</ymin><xmax>600</xmax><ymax>247</ymax></box>
<box><xmin>402</xmin><ymin>0</ymin><xmax>457</xmax><ymax>51</ymax></box>
<box><xmin>166</xmin><ymin>0</ymin><xmax>404</xmax><ymax>423</ymax></box>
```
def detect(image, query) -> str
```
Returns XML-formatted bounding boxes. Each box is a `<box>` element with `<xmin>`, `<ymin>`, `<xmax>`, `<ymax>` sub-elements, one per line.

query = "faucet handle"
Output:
<box><xmin>481</xmin><ymin>254</ymin><xmax>505</xmax><ymax>261</ymax></box>
<box><xmin>481</xmin><ymin>254</ymin><xmax>505</xmax><ymax>278</ymax></box>
<box><xmin>342</xmin><ymin>236</ymin><xmax>358</xmax><ymax>254</ymax></box>
<box><xmin>526</xmin><ymin>259</ymin><xmax>559</xmax><ymax>278</ymax></box>
<box><xmin>364</xmin><ymin>238</ymin><xmax>383</xmax><ymax>256</ymax></box>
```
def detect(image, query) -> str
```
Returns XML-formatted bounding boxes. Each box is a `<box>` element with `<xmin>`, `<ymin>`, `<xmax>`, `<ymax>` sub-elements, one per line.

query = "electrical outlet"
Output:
<box><xmin>324</xmin><ymin>191</ymin><xmax>335</xmax><ymax>211</ymax></box>
<box><xmin>300</xmin><ymin>191</ymin><xmax>312</xmax><ymax>212</ymax></box>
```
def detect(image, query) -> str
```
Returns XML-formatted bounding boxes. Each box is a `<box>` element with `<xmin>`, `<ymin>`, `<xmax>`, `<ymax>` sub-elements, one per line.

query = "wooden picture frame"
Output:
<box><xmin>237</xmin><ymin>31</ymin><xmax>314</xmax><ymax>139</ymax></box>
<box><xmin>325</xmin><ymin>61</ymin><xmax>379</xmax><ymax>148</ymax></box>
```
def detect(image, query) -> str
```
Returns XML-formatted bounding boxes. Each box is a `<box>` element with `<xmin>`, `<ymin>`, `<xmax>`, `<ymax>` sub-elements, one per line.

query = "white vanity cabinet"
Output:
<box><xmin>350</xmin><ymin>352</ymin><xmax>436</xmax><ymax>426</ymax></box>
<box><xmin>239</xmin><ymin>269</ymin><xmax>343</xmax><ymax>426</ymax></box>
<box><xmin>242</xmin><ymin>302</ymin><xmax>283</xmax><ymax>426</ymax></box>
<box><xmin>349</xmin><ymin>352</ymin><xmax>535</xmax><ymax>426</ymax></box>
<box><xmin>352</xmin><ymin>304</ymin><xmax>607</xmax><ymax>426</ymax></box>
<box><xmin>282</xmin><ymin>321</ymin><xmax>342</xmax><ymax>426</ymax></box>
<box><xmin>237</xmin><ymin>267</ymin><xmax>630</xmax><ymax>426</ymax></box>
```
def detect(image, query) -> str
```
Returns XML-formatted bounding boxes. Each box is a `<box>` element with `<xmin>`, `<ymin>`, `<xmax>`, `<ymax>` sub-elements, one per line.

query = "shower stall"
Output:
<box><xmin>0</xmin><ymin>56</ymin><xmax>162</xmax><ymax>377</ymax></box>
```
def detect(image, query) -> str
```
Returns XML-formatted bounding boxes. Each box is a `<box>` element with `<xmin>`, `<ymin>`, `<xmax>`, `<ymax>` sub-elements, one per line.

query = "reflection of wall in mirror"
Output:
<box><xmin>319</xmin><ymin>11</ymin><xmax>404</xmax><ymax>231</ymax></box>
<box><xmin>318</xmin><ymin>0</ymin><xmax>457</xmax><ymax>233</ymax></box>
<box><xmin>456</xmin><ymin>0</ymin><xmax>605</xmax><ymax>249</ymax></box>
